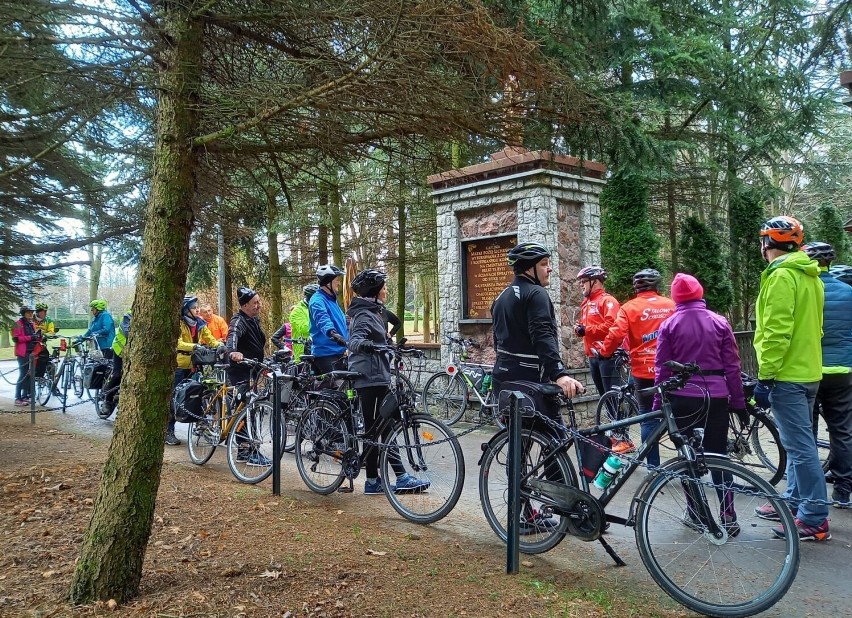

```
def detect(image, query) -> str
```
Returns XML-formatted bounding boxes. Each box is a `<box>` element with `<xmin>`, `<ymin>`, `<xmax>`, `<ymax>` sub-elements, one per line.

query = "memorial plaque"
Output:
<box><xmin>463</xmin><ymin>235</ymin><xmax>517</xmax><ymax>320</ymax></box>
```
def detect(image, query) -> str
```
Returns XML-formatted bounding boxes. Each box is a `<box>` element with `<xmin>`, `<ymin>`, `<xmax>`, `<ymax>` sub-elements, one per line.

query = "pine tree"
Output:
<box><xmin>600</xmin><ymin>171</ymin><xmax>663</xmax><ymax>301</ymax></box>
<box><xmin>729</xmin><ymin>186</ymin><xmax>767</xmax><ymax>330</ymax></box>
<box><xmin>806</xmin><ymin>202</ymin><xmax>852</xmax><ymax>265</ymax></box>
<box><xmin>679</xmin><ymin>216</ymin><xmax>733</xmax><ymax>314</ymax></box>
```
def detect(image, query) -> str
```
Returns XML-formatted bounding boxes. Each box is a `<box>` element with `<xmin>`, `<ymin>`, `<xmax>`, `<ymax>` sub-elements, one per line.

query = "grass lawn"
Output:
<box><xmin>0</xmin><ymin>328</ymin><xmax>87</xmax><ymax>361</ymax></box>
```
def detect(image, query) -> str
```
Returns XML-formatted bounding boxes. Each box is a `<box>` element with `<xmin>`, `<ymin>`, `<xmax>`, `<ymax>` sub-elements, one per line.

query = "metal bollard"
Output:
<box><xmin>29</xmin><ymin>353</ymin><xmax>36</xmax><ymax>424</ymax></box>
<box><xmin>506</xmin><ymin>390</ymin><xmax>522</xmax><ymax>574</ymax></box>
<box><xmin>272</xmin><ymin>369</ymin><xmax>281</xmax><ymax>496</ymax></box>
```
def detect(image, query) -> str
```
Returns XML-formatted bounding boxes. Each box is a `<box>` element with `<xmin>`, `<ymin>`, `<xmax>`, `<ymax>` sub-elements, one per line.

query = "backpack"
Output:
<box><xmin>173</xmin><ymin>378</ymin><xmax>206</xmax><ymax>423</ymax></box>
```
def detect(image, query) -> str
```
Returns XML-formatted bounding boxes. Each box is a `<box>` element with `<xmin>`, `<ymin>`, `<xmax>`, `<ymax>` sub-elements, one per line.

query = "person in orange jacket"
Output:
<box><xmin>575</xmin><ymin>267</ymin><xmax>621</xmax><ymax>396</ymax></box>
<box><xmin>594</xmin><ymin>269</ymin><xmax>675</xmax><ymax>464</ymax></box>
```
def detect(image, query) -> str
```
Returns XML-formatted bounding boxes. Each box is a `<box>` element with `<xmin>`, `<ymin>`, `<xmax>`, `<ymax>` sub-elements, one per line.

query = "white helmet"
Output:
<box><xmin>316</xmin><ymin>264</ymin><xmax>344</xmax><ymax>285</ymax></box>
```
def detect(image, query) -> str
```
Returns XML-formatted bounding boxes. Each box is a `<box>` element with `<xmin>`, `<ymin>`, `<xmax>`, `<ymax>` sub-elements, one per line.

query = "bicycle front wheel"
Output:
<box><xmin>226</xmin><ymin>399</ymin><xmax>283</xmax><ymax>484</ymax></box>
<box><xmin>187</xmin><ymin>393</ymin><xmax>223</xmax><ymax>465</ymax></box>
<box><xmin>35</xmin><ymin>364</ymin><xmax>55</xmax><ymax>406</ymax></box>
<box><xmin>284</xmin><ymin>392</ymin><xmax>308</xmax><ymax>453</ymax></box>
<box><xmin>479</xmin><ymin>428</ymin><xmax>576</xmax><ymax>555</ymax></box>
<box><xmin>72</xmin><ymin>361</ymin><xmax>84</xmax><ymax>398</ymax></box>
<box><xmin>422</xmin><ymin>372</ymin><xmax>467</xmax><ymax>425</ymax></box>
<box><xmin>381</xmin><ymin>414</ymin><xmax>464</xmax><ymax>524</ymax></box>
<box><xmin>295</xmin><ymin>400</ymin><xmax>351</xmax><ymax>494</ymax></box>
<box><xmin>635</xmin><ymin>456</ymin><xmax>799</xmax><ymax>617</ymax></box>
<box><xmin>730</xmin><ymin>412</ymin><xmax>785</xmax><ymax>486</ymax></box>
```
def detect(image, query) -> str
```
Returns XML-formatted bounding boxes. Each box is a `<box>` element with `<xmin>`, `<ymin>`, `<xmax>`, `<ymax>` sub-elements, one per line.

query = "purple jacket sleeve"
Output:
<box><xmin>721</xmin><ymin>319</ymin><xmax>746</xmax><ymax>409</ymax></box>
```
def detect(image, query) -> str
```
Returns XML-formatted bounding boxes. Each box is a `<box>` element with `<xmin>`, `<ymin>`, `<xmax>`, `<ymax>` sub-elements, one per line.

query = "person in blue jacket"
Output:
<box><xmin>802</xmin><ymin>242</ymin><xmax>852</xmax><ymax>509</ymax></box>
<box><xmin>79</xmin><ymin>299</ymin><xmax>116</xmax><ymax>359</ymax></box>
<box><xmin>308</xmin><ymin>264</ymin><xmax>348</xmax><ymax>373</ymax></box>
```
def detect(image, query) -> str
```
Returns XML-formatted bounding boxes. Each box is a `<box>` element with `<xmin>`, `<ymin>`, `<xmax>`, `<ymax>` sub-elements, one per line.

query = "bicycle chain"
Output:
<box><xmin>528</xmin><ymin>407</ymin><xmax>851</xmax><ymax>510</ymax></box>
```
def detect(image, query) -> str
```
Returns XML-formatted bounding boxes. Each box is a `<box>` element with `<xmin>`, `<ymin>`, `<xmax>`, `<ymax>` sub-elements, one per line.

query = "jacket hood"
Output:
<box><xmin>346</xmin><ymin>296</ymin><xmax>383</xmax><ymax>318</ymax></box>
<box><xmin>768</xmin><ymin>250</ymin><xmax>821</xmax><ymax>277</ymax></box>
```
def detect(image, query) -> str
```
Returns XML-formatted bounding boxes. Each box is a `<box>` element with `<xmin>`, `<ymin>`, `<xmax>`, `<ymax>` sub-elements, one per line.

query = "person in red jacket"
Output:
<box><xmin>575</xmin><ymin>267</ymin><xmax>621</xmax><ymax>396</ymax></box>
<box><xmin>594</xmin><ymin>269</ymin><xmax>675</xmax><ymax>463</ymax></box>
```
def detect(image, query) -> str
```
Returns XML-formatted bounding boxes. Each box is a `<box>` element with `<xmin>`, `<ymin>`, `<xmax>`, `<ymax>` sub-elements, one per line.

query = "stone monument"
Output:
<box><xmin>427</xmin><ymin>147</ymin><xmax>607</xmax><ymax>370</ymax></box>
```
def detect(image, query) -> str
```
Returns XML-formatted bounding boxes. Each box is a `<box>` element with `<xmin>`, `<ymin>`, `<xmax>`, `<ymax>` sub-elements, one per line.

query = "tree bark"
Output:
<box><xmin>330</xmin><ymin>178</ymin><xmax>342</xmax><ymax>267</ymax></box>
<box><xmin>317</xmin><ymin>185</ymin><xmax>329</xmax><ymax>264</ymax></box>
<box><xmin>69</xmin><ymin>4</ymin><xmax>201</xmax><ymax>604</ymax></box>
<box><xmin>395</xmin><ymin>178</ymin><xmax>406</xmax><ymax>341</ymax></box>
<box><xmin>266</xmin><ymin>186</ymin><xmax>282</xmax><ymax>326</ymax></box>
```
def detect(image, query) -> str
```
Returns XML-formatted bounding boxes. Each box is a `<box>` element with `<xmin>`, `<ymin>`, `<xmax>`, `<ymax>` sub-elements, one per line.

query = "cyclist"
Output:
<box><xmin>78</xmin><ymin>299</ymin><xmax>115</xmax><ymax>359</ymax></box>
<box><xmin>199</xmin><ymin>303</ymin><xmax>229</xmax><ymax>341</ymax></box>
<box><xmin>289</xmin><ymin>283</ymin><xmax>318</xmax><ymax>361</ymax></box>
<box><xmin>347</xmin><ymin>268</ymin><xmax>430</xmax><ymax>495</ymax></box>
<box><xmin>33</xmin><ymin>303</ymin><xmax>55</xmax><ymax>334</ymax></box>
<box><xmin>101</xmin><ymin>310</ymin><xmax>132</xmax><ymax>418</ymax></box>
<box><xmin>169</xmin><ymin>296</ymin><xmax>221</xmax><ymax>445</ymax></box>
<box><xmin>574</xmin><ymin>266</ymin><xmax>620</xmax><ymax>395</ymax></box>
<box><xmin>593</xmin><ymin>269</ymin><xmax>675</xmax><ymax>462</ymax></box>
<box><xmin>270</xmin><ymin>319</ymin><xmax>293</xmax><ymax>352</ymax></box>
<box><xmin>654</xmin><ymin>273</ymin><xmax>746</xmax><ymax>534</ymax></box>
<box><xmin>308</xmin><ymin>264</ymin><xmax>348</xmax><ymax>373</ymax></box>
<box><xmin>752</xmin><ymin>215</ymin><xmax>830</xmax><ymax>541</ymax></box>
<box><xmin>801</xmin><ymin>242</ymin><xmax>852</xmax><ymax>509</ymax></box>
<box><xmin>829</xmin><ymin>264</ymin><xmax>852</xmax><ymax>286</ymax></box>
<box><xmin>12</xmin><ymin>306</ymin><xmax>39</xmax><ymax>406</ymax></box>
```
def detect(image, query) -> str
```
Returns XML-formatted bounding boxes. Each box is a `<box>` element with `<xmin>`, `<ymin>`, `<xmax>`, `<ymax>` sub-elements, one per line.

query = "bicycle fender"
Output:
<box><xmin>478</xmin><ymin>429</ymin><xmax>507</xmax><ymax>466</ymax></box>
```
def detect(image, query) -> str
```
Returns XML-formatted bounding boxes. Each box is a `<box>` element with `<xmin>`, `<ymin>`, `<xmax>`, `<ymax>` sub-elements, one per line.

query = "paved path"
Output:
<box><xmin>1</xmin><ymin>359</ymin><xmax>849</xmax><ymax>616</ymax></box>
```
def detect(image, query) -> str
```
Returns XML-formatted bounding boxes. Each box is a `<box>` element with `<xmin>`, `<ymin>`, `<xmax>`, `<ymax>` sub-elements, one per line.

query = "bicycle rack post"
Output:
<box><xmin>29</xmin><ymin>353</ymin><xmax>36</xmax><ymax>424</ymax></box>
<box><xmin>272</xmin><ymin>370</ymin><xmax>282</xmax><ymax>496</ymax></box>
<box><xmin>61</xmin><ymin>360</ymin><xmax>70</xmax><ymax>414</ymax></box>
<box><xmin>506</xmin><ymin>390</ymin><xmax>522</xmax><ymax>574</ymax></box>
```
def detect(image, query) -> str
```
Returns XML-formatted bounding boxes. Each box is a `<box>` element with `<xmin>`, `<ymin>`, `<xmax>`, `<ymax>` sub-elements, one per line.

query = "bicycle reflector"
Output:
<box><xmin>421</xmin><ymin>431</ymin><xmax>434</xmax><ymax>441</ymax></box>
<box><xmin>60</xmin><ymin>338</ymin><xmax>67</xmax><ymax>351</ymax></box>
<box><xmin>446</xmin><ymin>365</ymin><xmax>457</xmax><ymax>376</ymax></box>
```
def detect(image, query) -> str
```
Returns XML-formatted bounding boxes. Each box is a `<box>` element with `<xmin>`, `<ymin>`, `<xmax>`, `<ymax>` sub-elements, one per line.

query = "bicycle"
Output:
<box><xmin>33</xmin><ymin>334</ymin><xmax>62</xmax><ymax>405</ymax></box>
<box><xmin>421</xmin><ymin>335</ymin><xmax>502</xmax><ymax>428</ymax></box>
<box><xmin>295</xmin><ymin>341</ymin><xmax>465</xmax><ymax>524</ymax></box>
<box><xmin>596</xmin><ymin>372</ymin><xmax>787</xmax><ymax>486</ymax></box>
<box><xmin>479</xmin><ymin>361</ymin><xmax>799</xmax><ymax>617</ymax></box>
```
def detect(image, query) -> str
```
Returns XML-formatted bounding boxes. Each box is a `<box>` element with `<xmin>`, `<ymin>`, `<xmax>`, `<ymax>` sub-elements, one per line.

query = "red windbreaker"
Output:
<box><xmin>595</xmin><ymin>291</ymin><xmax>675</xmax><ymax>380</ymax></box>
<box><xmin>578</xmin><ymin>288</ymin><xmax>620</xmax><ymax>357</ymax></box>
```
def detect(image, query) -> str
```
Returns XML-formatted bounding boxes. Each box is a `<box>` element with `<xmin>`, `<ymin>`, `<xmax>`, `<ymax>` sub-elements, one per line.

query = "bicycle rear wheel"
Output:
<box><xmin>187</xmin><ymin>394</ymin><xmax>223</xmax><ymax>465</ymax></box>
<box><xmin>284</xmin><ymin>392</ymin><xmax>308</xmax><ymax>453</ymax></box>
<box><xmin>295</xmin><ymin>400</ymin><xmax>351</xmax><ymax>494</ymax></box>
<box><xmin>635</xmin><ymin>456</ymin><xmax>799</xmax><ymax>617</ymax></box>
<box><xmin>594</xmin><ymin>389</ymin><xmax>638</xmax><ymax>443</ymax></box>
<box><xmin>35</xmin><ymin>363</ymin><xmax>55</xmax><ymax>406</ymax></box>
<box><xmin>227</xmin><ymin>399</ymin><xmax>283</xmax><ymax>484</ymax></box>
<box><xmin>726</xmin><ymin>411</ymin><xmax>785</xmax><ymax>486</ymax></box>
<box><xmin>71</xmin><ymin>361</ymin><xmax>84</xmax><ymax>398</ymax></box>
<box><xmin>381</xmin><ymin>414</ymin><xmax>464</xmax><ymax>524</ymax></box>
<box><xmin>479</xmin><ymin>428</ymin><xmax>576</xmax><ymax>554</ymax></box>
<box><xmin>421</xmin><ymin>372</ymin><xmax>467</xmax><ymax>425</ymax></box>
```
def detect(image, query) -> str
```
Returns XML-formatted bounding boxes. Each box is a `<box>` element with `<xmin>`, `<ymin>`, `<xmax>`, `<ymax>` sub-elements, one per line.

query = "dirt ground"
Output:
<box><xmin>0</xmin><ymin>413</ymin><xmax>689</xmax><ymax>618</ymax></box>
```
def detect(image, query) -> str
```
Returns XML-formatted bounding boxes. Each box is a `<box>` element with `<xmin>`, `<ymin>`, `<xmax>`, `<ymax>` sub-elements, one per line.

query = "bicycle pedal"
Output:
<box><xmin>337</xmin><ymin>485</ymin><xmax>354</xmax><ymax>493</ymax></box>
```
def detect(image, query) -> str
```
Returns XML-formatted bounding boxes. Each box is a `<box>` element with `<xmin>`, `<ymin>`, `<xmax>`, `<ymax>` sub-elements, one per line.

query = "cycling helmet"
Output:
<box><xmin>302</xmin><ymin>283</ymin><xmax>319</xmax><ymax>301</ymax></box>
<box><xmin>351</xmin><ymin>268</ymin><xmax>388</xmax><ymax>298</ymax></box>
<box><xmin>633</xmin><ymin>269</ymin><xmax>662</xmax><ymax>292</ymax></box>
<box><xmin>507</xmin><ymin>242</ymin><xmax>551</xmax><ymax>274</ymax></box>
<box><xmin>35</xmin><ymin>302</ymin><xmax>48</xmax><ymax>311</ymax></box>
<box><xmin>316</xmin><ymin>264</ymin><xmax>344</xmax><ymax>285</ymax></box>
<box><xmin>759</xmin><ymin>215</ymin><xmax>804</xmax><ymax>252</ymax></box>
<box><xmin>20</xmin><ymin>305</ymin><xmax>34</xmax><ymax>316</ymax></box>
<box><xmin>182</xmin><ymin>295</ymin><xmax>198</xmax><ymax>314</ymax></box>
<box><xmin>575</xmin><ymin>266</ymin><xmax>607</xmax><ymax>282</ymax></box>
<box><xmin>801</xmin><ymin>241</ymin><xmax>835</xmax><ymax>266</ymax></box>
<box><xmin>90</xmin><ymin>299</ymin><xmax>107</xmax><ymax>311</ymax></box>
<box><xmin>829</xmin><ymin>264</ymin><xmax>852</xmax><ymax>286</ymax></box>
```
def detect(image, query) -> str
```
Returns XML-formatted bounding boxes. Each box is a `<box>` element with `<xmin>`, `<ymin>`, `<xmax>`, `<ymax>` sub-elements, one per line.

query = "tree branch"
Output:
<box><xmin>0</xmin><ymin>260</ymin><xmax>92</xmax><ymax>272</ymax></box>
<box><xmin>1</xmin><ymin>225</ymin><xmax>140</xmax><ymax>258</ymax></box>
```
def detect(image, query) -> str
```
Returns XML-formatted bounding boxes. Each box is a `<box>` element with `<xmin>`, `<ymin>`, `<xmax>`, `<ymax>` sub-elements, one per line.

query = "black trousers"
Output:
<box><xmin>813</xmin><ymin>373</ymin><xmax>852</xmax><ymax>493</ymax></box>
<box><xmin>357</xmin><ymin>385</ymin><xmax>404</xmax><ymax>479</ymax></box>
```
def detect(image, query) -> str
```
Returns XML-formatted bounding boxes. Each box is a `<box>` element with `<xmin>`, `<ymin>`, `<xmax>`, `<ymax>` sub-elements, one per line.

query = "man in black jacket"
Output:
<box><xmin>226</xmin><ymin>287</ymin><xmax>267</xmax><ymax>386</ymax></box>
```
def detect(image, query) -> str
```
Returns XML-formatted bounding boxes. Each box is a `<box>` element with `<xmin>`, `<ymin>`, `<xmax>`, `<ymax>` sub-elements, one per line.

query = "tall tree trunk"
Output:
<box><xmin>223</xmin><ymin>233</ymin><xmax>233</xmax><ymax>318</ymax></box>
<box><xmin>298</xmin><ymin>226</ymin><xmax>310</xmax><ymax>281</ymax></box>
<box><xmin>412</xmin><ymin>274</ymin><xmax>420</xmax><ymax>333</ymax></box>
<box><xmin>421</xmin><ymin>275</ymin><xmax>431</xmax><ymax>342</ymax></box>
<box><xmin>396</xmin><ymin>189</ymin><xmax>406</xmax><ymax>341</ymax></box>
<box><xmin>266</xmin><ymin>187</ymin><xmax>282</xmax><ymax>326</ymax></box>
<box><xmin>317</xmin><ymin>186</ymin><xmax>329</xmax><ymax>264</ymax></box>
<box><xmin>330</xmin><ymin>178</ymin><xmax>342</xmax><ymax>266</ymax></box>
<box><xmin>69</xmin><ymin>5</ymin><xmax>201</xmax><ymax>604</ymax></box>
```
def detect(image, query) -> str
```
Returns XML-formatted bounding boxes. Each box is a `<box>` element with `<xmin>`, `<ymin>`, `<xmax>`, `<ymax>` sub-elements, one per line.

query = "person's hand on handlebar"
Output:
<box><xmin>329</xmin><ymin>330</ymin><xmax>347</xmax><ymax>346</ymax></box>
<box><xmin>556</xmin><ymin>375</ymin><xmax>585</xmax><ymax>398</ymax></box>
<box><xmin>229</xmin><ymin>351</ymin><xmax>243</xmax><ymax>362</ymax></box>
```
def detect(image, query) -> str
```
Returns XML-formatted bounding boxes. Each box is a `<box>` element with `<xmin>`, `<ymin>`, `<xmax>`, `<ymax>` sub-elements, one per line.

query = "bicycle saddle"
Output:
<box><xmin>328</xmin><ymin>370</ymin><xmax>362</xmax><ymax>381</ymax></box>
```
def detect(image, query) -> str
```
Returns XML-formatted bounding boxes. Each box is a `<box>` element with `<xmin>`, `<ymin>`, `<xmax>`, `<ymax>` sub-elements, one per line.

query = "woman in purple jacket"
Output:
<box><xmin>654</xmin><ymin>273</ymin><xmax>747</xmax><ymax>533</ymax></box>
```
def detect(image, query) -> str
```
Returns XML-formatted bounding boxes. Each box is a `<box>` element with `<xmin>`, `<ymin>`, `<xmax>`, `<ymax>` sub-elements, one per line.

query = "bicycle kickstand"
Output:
<box><xmin>338</xmin><ymin>478</ymin><xmax>354</xmax><ymax>493</ymax></box>
<box><xmin>598</xmin><ymin>537</ymin><xmax>627</xmax><ymax>567</ymax></box>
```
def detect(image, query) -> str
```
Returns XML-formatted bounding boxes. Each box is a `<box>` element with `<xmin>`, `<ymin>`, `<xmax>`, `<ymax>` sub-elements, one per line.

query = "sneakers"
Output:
<box><xmin>245</xmin><ymin>451</ymin><xmax>271</xmax><ymax>467</ymax></box>
<box><xmin>393</xmin><ymin>473</ymin><xmax>430</xmax><ymax>494</ymax></box>
<box><xmin>611</xmin><ymin>439</ymin><xmax>636</xmax><ymax>454</ymax></box>
<box><xmin>14</xmin><ymin>399</ymin><xmax>27</xmax><ymax>407</ymax></box>
<box><xmin>754</xmin><ymin>503</ymin><xmax>795</xmax><ymax>521</ymax></box>
<box><xmin>164</xmin><ymin>431</ymin><xmax>182</xmax><ymax>446</ymax></box>
<box><xmin>832</xmin><ymin>487</ymin><xmax>851</xmax><ymax>509</ymax></box>
<box><xmin>519</xmin><ymin>511</ymin><xmax>558</xmax><ymax>535</ymax></box>
<box><xmin>772</xmin><ymin>518</ymin><xmax>831</xmax><ymax>542</ymax></box>
<box><xmin>236</xmin><ymin>448</ymin><xmax>250</xmax><ymax>463</ymax></box>
<box><xmin>364</xmin><ymin>477</ymin><xmax>387</xmax><ymax>495</ymax></box>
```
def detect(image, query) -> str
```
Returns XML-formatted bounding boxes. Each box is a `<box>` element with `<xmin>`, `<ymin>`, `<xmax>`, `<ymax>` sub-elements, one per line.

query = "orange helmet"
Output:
<box><xmin>760</xmin><ymin>216</ymin><xmax>804</xmax><ymax>251</ymax></box>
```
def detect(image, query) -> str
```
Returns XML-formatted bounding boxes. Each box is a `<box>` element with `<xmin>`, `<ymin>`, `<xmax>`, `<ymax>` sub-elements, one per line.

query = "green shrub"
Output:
<box><xmin>55</xmin><ymin>318</ymin><xmax>90</xmax><ymax>330</ymax></box>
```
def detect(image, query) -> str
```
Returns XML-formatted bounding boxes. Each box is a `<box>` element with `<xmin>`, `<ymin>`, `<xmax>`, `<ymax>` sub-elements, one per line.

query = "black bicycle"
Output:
<box><xmin>479</xmin><ymin>361</ymin><xmax>799</xmax><ymax>618</ymax></box>
<box><xmin>295</xmin><ymin>341</ymin><xmax>465</xmax><ymax>524</ymax></box>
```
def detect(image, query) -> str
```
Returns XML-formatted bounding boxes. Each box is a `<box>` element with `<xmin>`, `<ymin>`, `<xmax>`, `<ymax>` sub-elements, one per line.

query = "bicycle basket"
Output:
<box><xmin>276</xmin><ymin>374</ymin><xmax>296</xmax><ymax>404</ymax></box>
<box><xmin>83</xmin><ymin>359</ymin><xmax>111</xmax><ymax>389</ymax></box>
<box><xmin>173</xmin><ymin>379</ymin><xmax>206</xmax><ymax>423</ymax></box>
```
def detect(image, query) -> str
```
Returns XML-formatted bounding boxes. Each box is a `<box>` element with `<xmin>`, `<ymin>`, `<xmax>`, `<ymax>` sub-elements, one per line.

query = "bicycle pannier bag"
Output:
<box><xmin>379</xmin><ymin>390</ymin><xmax>399</xmax><ymax>419</ymax></box>
<box><xmin>191</xmin><ymin>345</ymin><xmax>222</xmax><ymax>366</ymax></box>
<box><xmin>83</xmin><ymin>359</ymin><xmax>111</xmax><ymax>389</ymax></box>
<box><xmin>173</xmin><ymin>379</ymin><xmax>206</xmax><ymax>423</ymax></box>
<box><xmin>577</xmin><ymin>433</ymin><xmax>611</xmax><ymax>480</ymax></box>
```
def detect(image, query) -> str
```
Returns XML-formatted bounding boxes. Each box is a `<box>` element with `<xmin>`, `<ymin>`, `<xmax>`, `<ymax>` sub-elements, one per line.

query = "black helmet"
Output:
<box><xmin>316</xmin><ymin>264</ymin><xmax>344</xmax><ymax>285</ymax></box>
<box><xmin>576</xmin><ymin>266</ymin><xmax>607</xmax><ymax>282</ymax></box>
<box><xmin>19</xmin><ymin>305</ymin><xmax>34</xmax><ymax>316</ymax></box>
<box><xmin>507</xmin><ymin>242</ymin><xmax>551</xmax><ymax>274</ymax></box>
<box><xmin>182</xmin><ymin>295</ymin><xmax>198</xmax><ymax>314</ymax></box>
<box><xmin>829</xmin><ymin>264</ymin><xmax>852</xmax><ymax>286</ymax></box>
<box><xmin>633</xmin><ymin>269</ymin><xmax>662</xmax><ymax>292</ymax></box>
<box><xmin>801</xmin><ymin>241</ymin><xmax>835</xmax><ymax>266</ymax></box>
<box><xmin>351</xmin><ymin>269</ymin><xmax>387</xmax><ymax>298</ymax></box>
<box><xmin>303</xmin><ymin>283</ymin><xmax>319</xmax><ymax>301</ymax></box>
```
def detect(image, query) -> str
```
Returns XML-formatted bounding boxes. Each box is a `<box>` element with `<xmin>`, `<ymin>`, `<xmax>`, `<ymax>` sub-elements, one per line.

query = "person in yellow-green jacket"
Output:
<box><xmin>99</xmin><ymin>310</ymin><xmax>132</xmax><ymax>419</ymax></box>
<box><xmin>752</xmin><ymin>215</ymin><xmax>830</xmax><ymax>542</ymax></box>
<box><xmin>289</xmin><ymin>283</ymin><xmax>317</xmax><ymax>361</ymax></box>
<box><xmin>167</xmin><ymin>296</ymin><xmax>220</xmax><ymax>446</ymax></box>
